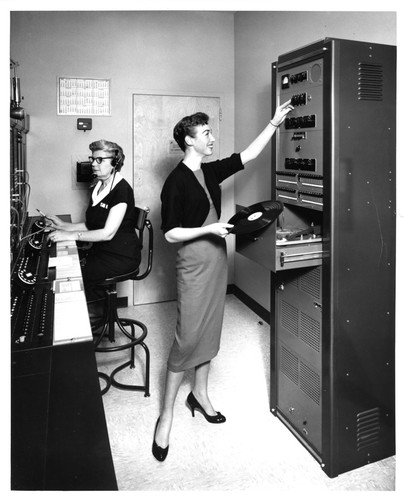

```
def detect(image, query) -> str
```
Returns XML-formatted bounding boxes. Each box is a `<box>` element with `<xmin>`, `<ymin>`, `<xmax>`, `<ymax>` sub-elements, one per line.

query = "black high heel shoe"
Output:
<box><xmin>152</xmin><ymin>418</ymin><xmax>169</xmax><ymax>462</ymax></box>
<box><xmin>186</xmin><ymin>392</ymin><xmax>226</xmax><ymax>423</ymax></box>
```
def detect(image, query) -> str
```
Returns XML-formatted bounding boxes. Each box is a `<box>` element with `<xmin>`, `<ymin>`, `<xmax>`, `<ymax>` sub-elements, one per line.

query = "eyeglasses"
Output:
<box><xmin>89</xmin><ymin>156</ymin><xmax>115</xmax><ymax>165</ymax></box>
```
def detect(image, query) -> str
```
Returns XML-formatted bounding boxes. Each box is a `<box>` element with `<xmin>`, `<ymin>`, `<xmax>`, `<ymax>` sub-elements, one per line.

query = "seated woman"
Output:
<box><xmin>46</xmin><ymin>140</ymin><xmax>141</xmax><ymax>309</ymax></box>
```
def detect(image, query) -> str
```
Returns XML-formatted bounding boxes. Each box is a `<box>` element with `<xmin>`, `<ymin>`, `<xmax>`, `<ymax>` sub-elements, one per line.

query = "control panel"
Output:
<box><xmin>234</xmin><ymin>57</ymin><xmax>326</xmax><ymax>273</ymax></box>
<box><xmin>276</xmin><ymin>58</ymin><xmax>324</xmax><ymax>211</ymax></box>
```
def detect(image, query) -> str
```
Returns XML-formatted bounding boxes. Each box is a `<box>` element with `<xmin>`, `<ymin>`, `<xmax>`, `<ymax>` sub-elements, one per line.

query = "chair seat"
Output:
<box><xmin>99</xmin><ymin>268</ymin><xmax>140</xmax><ymax>286</ymax></box>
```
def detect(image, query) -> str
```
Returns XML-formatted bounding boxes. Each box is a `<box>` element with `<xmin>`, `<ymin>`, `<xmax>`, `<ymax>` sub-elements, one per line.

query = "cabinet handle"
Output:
<box><xmin>280</xmin><ymin>250</ymin><xmax>324</xmax><ymax>267</ymax></box>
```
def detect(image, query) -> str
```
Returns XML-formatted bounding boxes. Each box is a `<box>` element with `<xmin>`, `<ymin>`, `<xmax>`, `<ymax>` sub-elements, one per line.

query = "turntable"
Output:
<box><xmin>275</xmin><ymin>224</ymin><xmax>323</xmax><ymax>268</ymax></box>
<box><xmin>276</xmin><ymin>224</ymin><xmax>322</xmax><ymax>246</ymax></box>
<box><xmin>231</xmin><ymin>200</ymin><xmax>324</xmax><ymax>271</ymax></box>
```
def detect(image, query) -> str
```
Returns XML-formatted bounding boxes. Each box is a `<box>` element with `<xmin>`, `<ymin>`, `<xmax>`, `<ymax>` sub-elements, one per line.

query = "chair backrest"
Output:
<box><xmin>134</xmin><ymin>206</ymin><xmax>153</xmax><ymax>281</ymax></box>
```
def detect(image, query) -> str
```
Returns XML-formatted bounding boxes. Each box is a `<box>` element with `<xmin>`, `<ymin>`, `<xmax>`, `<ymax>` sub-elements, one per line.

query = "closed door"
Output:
<box><xmin>132</xmin><ymin>94</ymin><xmax>221</xmax><ymax>304</ymax></box>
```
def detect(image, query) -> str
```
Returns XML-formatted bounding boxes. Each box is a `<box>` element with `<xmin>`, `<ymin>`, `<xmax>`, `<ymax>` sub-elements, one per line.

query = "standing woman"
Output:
<box><xmin>46</xmin><ymin>140</ymin><xmax>141</xmax><ymax>308</ymax></box>
<box><xmin>153</xmin><ymin>101</ymin><xmax>293</xmax><ymax>461</ymax></box>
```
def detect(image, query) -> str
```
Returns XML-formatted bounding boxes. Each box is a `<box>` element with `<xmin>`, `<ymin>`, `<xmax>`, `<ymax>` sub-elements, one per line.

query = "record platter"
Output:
<box><xmin>275</xmin><ymin>224</ymin><xmax>323</xmax><ymax>269</ymax></box>
<box><xmin>276</xmin><ymin>224</ymin><xmax>322</xmax><ymax>246</ymax></box>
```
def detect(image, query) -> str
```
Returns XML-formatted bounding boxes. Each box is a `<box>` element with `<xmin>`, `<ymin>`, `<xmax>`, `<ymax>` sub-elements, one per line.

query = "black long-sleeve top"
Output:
<box><xmin>160</xmin><ymin>153</ymin><xmax>244</xmax><ymax>233</ymax></box>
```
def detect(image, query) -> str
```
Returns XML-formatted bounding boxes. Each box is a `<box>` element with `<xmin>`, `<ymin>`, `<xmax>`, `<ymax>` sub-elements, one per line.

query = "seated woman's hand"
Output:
<box><xmin>48</xmin><ymin>229</ymin><xmax>76</xmax><ymax>244</ymax></box>
<box><xmin>45</xmin><ymin>214</ymin><xmax>67</xmax><ymax>230</ymax></box>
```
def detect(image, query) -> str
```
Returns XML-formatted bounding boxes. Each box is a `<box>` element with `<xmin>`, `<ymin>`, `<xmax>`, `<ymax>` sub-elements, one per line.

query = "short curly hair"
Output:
<box><xmin>173</xmin><ymin>112</ymin><xmax>209</xmax><ymax>152</ymax></box>
<box><xmin>89</xmin><ymin>139</ymin><xmax>125</xmax><ymax>171</ymax></box>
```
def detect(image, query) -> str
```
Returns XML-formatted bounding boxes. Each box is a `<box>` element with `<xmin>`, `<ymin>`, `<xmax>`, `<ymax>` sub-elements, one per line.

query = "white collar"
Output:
<box><xmin>91</xmin><ymin>171</ymin><xmax>123</xmax><ymax>206</ymax></box>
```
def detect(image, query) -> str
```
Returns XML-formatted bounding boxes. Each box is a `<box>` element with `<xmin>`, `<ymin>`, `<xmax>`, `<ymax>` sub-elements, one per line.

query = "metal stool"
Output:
<box><xmin>92</xmin><ymin>207</ymin><xmax>153</xmax><ymax>396</ymax></box>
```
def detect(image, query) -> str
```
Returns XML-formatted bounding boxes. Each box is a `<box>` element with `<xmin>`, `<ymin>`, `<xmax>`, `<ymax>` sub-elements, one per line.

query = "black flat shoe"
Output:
<box><xmin>186</xmin><ymin>392</ymin><xmax>226</xmax><ymax>424</ymax></box>
<box><xmin>152</xmin><ymin>418</ymin><xmax>169</xmax><ymax>462</ymax></box>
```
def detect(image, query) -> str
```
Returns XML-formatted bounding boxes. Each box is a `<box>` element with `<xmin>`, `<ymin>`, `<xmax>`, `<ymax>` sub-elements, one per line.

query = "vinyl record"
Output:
<box><xmin>228</xmin><ymin>200</ymin><xmax>283</xmax><ymax>235</ymax></box>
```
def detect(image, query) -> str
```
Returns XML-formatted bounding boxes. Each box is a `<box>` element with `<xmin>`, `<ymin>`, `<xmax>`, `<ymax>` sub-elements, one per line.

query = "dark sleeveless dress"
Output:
<box><xmin>81</xmin><ymin>176</ymin><xmax>141</xmax><ymax>302</ymax></box>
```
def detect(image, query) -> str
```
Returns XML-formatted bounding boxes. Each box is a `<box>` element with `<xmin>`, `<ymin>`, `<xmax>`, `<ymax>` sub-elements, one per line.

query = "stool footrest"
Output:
<box><xmin>98</xmin><ymin>371</ymin><xmax>112</xmax><ymax>395</ymax></box>
<box><xmin>95</xmin><ymin>319</ymin><xmax>150</xmax><ymax>396</ymax></box>
<box><xmin>110</xmin><ymin>358</ymin><xmax>150</xmax><ymax>397</ymax></box>
<box><xmin>94</xmin><ymin>318</ymin><xmax>147</xmax><ymax>352</ymax></box>
<box><xmin>92</xmin><ymin>284</ymin><xmax>151</xmax><ymax>397</ymax></box>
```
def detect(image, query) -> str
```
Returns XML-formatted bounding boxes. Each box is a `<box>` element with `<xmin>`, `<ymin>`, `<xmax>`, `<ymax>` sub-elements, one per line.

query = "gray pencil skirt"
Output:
<box><xmin>167</xmin><ymin>233</ymin><xmax>227</xmax><ymax>372</ymax></box>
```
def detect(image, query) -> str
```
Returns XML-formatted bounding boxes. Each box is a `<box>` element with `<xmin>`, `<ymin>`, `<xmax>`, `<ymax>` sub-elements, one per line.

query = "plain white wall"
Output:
<box><xmin>11</xmin><ymin>11</ymin><xmax>236</xmax><ymax>219</ymax></box>
<box><xmin>10</xmin><ymin>11</ymin><xmax>236</xmax><ymax>302</ymax></box>
<box><xmin>233</xmin><ymin>11</ymin><xmax>397</xmax><ymax>310</ymax></box>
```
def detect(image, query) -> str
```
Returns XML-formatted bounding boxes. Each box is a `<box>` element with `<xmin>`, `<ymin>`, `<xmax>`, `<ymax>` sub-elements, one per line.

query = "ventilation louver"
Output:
<box><xmin>357</xmin><ymin>407</ymin><xmax>381</xmax><ymax>451</ymax></box>
<box><xmin>358</xmin><ymin>63</ymin><xmax>383</xmax><ymax>101</ymax></box>
<box><xmin>280</xmin><ymin>346</ymin><xmax>321</xmax><ymax>405</ymax></box>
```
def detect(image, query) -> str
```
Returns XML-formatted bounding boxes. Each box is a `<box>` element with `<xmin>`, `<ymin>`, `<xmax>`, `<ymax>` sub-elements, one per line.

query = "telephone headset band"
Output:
<box><xmin>111</xmin><ymin>150</ymin><xmax>118</xmax><ymax>167</ymax></box>
<box><xmin>109</xmin><ymin>150</ymin><xmax>119</xmax><ymax>192</ymax></box>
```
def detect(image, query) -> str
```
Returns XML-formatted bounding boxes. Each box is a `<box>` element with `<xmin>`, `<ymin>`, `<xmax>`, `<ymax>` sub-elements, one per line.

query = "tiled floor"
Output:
<box><xmin>96</xmin><ymin>296</ymin><xmax>395</xmax><ymax>491</ymax></box>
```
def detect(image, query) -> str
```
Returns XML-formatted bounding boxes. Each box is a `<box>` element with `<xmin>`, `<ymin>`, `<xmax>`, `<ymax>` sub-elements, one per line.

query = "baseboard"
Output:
<box><xmin>118</xmin><ymin>287</ymin><xmax>270</xmax><ymax>325</ymax></box>
<box><xmin>228</xmin><ymin>284</ymin><xmax>271</xmax><ymax>324</ymax></box>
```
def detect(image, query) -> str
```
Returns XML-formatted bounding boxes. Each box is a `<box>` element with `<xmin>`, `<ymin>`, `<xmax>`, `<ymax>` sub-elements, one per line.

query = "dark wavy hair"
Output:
<box><xmin>173</xmin><ymin>112</ymin><xmax>209</xmax><ymax>152</ymax></box>
<box><xmin>89</xmin><ymin>139</ymin><xmax>125</xmax><ymax>171</ymax></box>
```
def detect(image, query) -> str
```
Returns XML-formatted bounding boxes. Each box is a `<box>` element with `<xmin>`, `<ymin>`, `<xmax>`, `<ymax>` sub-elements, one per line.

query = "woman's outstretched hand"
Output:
<box><xmin>271</xmin><ymin>99</ymin><xmax>294</xmax><ymax>127</ymax></box>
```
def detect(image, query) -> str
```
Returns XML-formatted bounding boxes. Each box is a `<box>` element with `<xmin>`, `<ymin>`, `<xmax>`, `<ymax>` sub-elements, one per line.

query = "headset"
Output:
<box><xmin>111</xmin><ymin>150</ymin><xmax>121</xmax><ymax>169</ymax></box>
<box><xmin>111</xmin><ymin>152</ymin><xmax>117</xmax><ymax>167</ymax></box>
